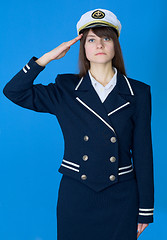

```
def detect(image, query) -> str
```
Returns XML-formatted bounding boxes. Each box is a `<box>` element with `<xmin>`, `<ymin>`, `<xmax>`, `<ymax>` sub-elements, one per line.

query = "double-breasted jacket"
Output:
<box><xmin>3</xmin><ymin>56</ymin><xmax>154</xmax><ymax>223</ymax></box>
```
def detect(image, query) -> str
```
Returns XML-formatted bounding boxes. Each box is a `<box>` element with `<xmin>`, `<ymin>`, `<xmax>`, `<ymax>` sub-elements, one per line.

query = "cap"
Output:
<box><xmin>76</xmin><ymin>9</ymin><xmax>122</xmax><ymax>37</ymax></box>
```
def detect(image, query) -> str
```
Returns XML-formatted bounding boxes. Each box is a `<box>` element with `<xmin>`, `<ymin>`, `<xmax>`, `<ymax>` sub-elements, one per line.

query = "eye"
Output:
<box><xmin>104</xmin><ymin>37</ymin><xmax>110</xmax><ymax>41</ymax></box>
<box><xmin>88</xmin><ymin>39</ymin><xmax>94</xmax><ymax>42</ymax></box>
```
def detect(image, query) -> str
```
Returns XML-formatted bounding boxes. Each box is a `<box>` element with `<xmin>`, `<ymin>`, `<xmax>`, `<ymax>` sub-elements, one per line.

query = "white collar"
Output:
<box><xmin>88</xmin><ymin>67</ymin><xmax>117</xmax><ymax>89</ymax></box>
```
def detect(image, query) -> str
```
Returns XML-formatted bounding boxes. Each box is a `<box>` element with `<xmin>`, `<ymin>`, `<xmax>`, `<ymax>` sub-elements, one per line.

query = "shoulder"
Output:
<box><xmin>125</xmin><ymin>76</ymin><xmax>151</xmax><ymax>96</ymax></box>
<box><xmin>55</xmin><ymin>73</ymin><xmax>80</xmax><ymax>89</ymax></box>
<box><xmin>125</xmin><ymin>76</ymin><xmax>152</xmax><ymax>110</ymax></box>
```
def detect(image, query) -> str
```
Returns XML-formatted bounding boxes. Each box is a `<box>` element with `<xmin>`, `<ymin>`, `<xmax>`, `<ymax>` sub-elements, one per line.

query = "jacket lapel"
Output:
<box><xmin>74</xmin><ymin>70</ymin><xmax>135</xmax><ymax>135</ymax></box>
<box><xmin>102</xmin><ymin>71</ymin><xmax>135</xmax><ymax>117</ymax></box>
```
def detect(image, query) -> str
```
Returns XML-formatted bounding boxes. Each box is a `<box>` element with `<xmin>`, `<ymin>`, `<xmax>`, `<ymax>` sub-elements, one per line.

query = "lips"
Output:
<box><xmin>95</xmin><ymin>53</ymin><xmax>106</xmax><ymax>55</ymax></box>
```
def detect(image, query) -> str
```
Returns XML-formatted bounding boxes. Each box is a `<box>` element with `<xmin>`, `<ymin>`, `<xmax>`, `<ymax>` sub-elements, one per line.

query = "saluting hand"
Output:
<box><xmin>49</xmin><ymin>34</ymin><xmax>83</xmax><ymax>60</ymax></box>
<box><xmin>137</xmin><ymin>223</ymin><xmax>149</xmax><ymax>238</ymax></box>
<box><xmin>35</xmin><ymin>34</ymin><xmax>83</xmax><ymax>67</ymax></box>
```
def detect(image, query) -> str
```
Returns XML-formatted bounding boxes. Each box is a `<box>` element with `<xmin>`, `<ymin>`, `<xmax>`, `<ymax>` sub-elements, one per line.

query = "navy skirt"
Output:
<box><xmin>56</xmin><ymin>175</ymin><xmax>139</xmax><ymax>240</ymax></box>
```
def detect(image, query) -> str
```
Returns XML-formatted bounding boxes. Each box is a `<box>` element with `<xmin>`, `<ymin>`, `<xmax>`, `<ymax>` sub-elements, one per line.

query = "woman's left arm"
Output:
<box><xmin>132</xmin><ymin>85</ymin><xmax>154</xmax><ymax>224</ymax></box>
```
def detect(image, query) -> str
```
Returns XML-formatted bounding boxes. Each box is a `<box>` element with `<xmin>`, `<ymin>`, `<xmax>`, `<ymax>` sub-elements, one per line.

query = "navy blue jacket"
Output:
<box><xmin>3</xmin><ymin>56</ymin><xmax>154</xmax><ymax>223</ymax></box>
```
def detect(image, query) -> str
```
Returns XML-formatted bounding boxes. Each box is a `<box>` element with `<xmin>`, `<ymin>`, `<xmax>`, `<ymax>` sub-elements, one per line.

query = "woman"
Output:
<box><xmin>3</xmin><ymin>8</ymin><xmax>154</xmax><ymax>240</ymax></box>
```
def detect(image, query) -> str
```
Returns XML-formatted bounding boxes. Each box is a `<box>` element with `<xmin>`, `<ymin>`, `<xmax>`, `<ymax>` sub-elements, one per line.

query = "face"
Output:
<box><xmin>84</xmin><ymin>28</ymin><xmax>115</xmax><ymax>65</ymax></box>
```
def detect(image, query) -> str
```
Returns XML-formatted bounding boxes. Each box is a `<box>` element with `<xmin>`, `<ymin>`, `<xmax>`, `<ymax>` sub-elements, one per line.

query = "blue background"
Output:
<box><xmin>0</xmin><ymin>0</ymin><xmax>166</xmax><ymax>239</ymax></box>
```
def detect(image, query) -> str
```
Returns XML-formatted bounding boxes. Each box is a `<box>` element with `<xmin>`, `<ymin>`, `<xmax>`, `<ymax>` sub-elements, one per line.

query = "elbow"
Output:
<box><xmin>3</xmin><ymin>84</ymin><xmax>10</xmax><ymax>98</ymax></box>
<box><xmin>3</xmin><ymin>82</ymin><xmax>17</xmax><ymax>101</ymax></box>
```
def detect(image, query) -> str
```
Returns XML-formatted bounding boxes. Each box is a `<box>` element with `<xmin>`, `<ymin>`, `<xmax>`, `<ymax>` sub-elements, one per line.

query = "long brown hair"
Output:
<box><xmin>75</xmin><ymin>26</ymin><xmax>127</xmax><ymax>79</ymax></box>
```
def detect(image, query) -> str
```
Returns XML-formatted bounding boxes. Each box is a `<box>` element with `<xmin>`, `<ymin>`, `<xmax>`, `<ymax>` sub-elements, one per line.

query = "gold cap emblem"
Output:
<box><xmin>91</xmin><ymin>10</ymin><xmax>105</xmax><ymax>19</ymax></box>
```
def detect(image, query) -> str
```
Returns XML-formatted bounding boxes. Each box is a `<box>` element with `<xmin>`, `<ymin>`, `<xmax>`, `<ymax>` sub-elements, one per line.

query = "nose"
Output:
<box><xmin>96</xmin><ymin>39</ymin><xmax>104</xmax><ymax>48</ymax></box>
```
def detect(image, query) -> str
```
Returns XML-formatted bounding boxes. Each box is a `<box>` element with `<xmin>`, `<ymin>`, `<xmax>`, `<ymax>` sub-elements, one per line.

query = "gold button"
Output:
<box><xmin>81</xmin><ymin>174</ymin><xmax>87</xmax><ymax>180</ymax></box>
<box><xmin>110</xmin><ymin>156</ymin><xmax>116</xmax><ymax>162</ymax></box>
<box><xmin>83</xmin><ymin>155</ymin><xmax>88</xmax><ymax>161</ymax></box>
<box><xmin>109</xmin><ymin>175</ymin><xmax>116</xmax><ymax>181</ymax></box>
<box><xmin>110</xmin><ymin>137</ymin><xmax>116</xmax><ymax>143</ymax></box>
<box><xmin>84</xmin><ymin>135</ymin><xmax>89</xmax><ymax>141</ymax></box>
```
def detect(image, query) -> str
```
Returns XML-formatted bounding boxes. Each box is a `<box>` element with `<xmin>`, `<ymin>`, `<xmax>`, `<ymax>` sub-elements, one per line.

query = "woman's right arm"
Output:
<box><xmin>3</xmin><ymin>53</ymin><xmax>62</xmax><ymax>115</ymax></box>
<box><xmin>3</xmin><ymin>34</ymin><xmax>83</xmax><ymax>115</ymax></box>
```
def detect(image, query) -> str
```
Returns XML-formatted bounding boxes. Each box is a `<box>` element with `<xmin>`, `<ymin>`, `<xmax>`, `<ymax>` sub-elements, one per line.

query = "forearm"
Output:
<box><xmin>35</xmin><ymin>52</ymin><xmax>53</xmax><ymax>67</ymax></box>
<box><xmin>3</xmin><ymin>56</ymin><xmax>45</xmax><ymax>94</ymax></box>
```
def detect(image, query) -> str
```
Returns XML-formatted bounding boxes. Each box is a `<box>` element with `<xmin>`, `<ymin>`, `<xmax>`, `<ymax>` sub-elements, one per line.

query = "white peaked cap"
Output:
<box><xmin>76</xmin><ymin>9</ymin><xmax>122</xmax><ymax>37</ymax></box>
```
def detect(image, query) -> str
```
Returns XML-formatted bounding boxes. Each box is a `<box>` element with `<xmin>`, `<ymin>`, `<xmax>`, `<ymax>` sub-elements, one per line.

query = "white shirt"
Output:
<box><xmin>88</xmin><ymin>67</ymin><xmax>117</xmax><ymax>103</ymax></box>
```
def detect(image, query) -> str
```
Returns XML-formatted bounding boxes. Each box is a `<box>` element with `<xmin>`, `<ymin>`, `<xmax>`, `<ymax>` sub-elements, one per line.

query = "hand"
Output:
<box><xmin>137</xmin><ymin>223</ymin><xmax>149</xmax><ymax>238</ymax></box>
<box><xmin>48</xmin><ymin>34</ymin><xmax>83</xmax><ymax>60</ymax></box>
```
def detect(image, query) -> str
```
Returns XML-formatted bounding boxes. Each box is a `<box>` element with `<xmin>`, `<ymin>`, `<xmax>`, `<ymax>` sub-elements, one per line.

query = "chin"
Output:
<box><xmin>91</xmin><ymin>60</ymin><xmax>112</xmax><ymax>64</ymax></box>
<box><xmin>88</xmin><ymin>57</ymin><xmax>113</xmax><ymax>64</ymax></box>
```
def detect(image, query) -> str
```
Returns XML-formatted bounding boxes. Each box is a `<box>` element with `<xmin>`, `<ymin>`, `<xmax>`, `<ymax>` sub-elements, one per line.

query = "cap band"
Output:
<box><xmin>78</xmin><ymin>20</ymin><xmax>120</xmax><ymax>36</ymax></box>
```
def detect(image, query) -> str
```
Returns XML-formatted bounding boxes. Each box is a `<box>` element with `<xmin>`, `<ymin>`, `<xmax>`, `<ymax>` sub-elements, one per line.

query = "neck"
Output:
<box><xmin>89</xmin><ymin>61</ymin><xmax>115</xmax><ymax>86</ymax></box>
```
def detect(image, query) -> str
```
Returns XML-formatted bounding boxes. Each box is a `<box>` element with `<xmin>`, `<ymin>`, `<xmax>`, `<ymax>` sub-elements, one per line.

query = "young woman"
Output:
<box><xmin>3</xmin><ymin>8</ymin><xmax>154</xmax><ymax>240</ymax></box>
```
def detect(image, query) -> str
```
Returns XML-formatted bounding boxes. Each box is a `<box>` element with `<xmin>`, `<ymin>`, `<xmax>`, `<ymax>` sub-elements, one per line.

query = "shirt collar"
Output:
<box><xmin>88</xmin><ymin>67</ymin><xmax>117</xmax><ymax>89</ymax></box>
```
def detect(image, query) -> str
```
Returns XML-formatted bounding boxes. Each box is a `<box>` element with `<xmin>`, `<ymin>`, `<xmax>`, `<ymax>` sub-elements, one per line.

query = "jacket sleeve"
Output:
<box><xmin>3</xmin><ymin>56</ymin><xmax>62</xmax><ymax>115</ymax></box>
<box><xmin>132</xmin><ymin>85</ymin><xmax>154</xmax><ymax>224</ymax></box>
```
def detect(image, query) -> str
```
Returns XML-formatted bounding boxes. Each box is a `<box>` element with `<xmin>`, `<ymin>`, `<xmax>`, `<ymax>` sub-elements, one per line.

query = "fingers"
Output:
<box><xmin>52</xmin><ymin>33</ymin><xmax>83</xmax><ymax>60</ymax></box>
<box><xmin>137</xmin><ymin>223</ymin><xmax>142</xmax><ymax>238</ymax></box>
<box><xmin>67</xmin><ymin>34</ymin><xmax>83</xmax><ymax>47</ymax></box>
<box><xmin>137</xmin><ymin>223</ymin><xmax>149</xmax><ymax>239</ymax></box>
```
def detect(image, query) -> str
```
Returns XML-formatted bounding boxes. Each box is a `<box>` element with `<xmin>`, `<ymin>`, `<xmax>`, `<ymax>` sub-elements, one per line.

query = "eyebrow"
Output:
<box><xmin>87</xmin><ymin>34</ymin><xmax>96</xmax><ymax>37</ymax></box>
<box><xmin>87</xmin><ymin>34</ymin><xmax>109</xmax><ymax>38</ymax></box>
